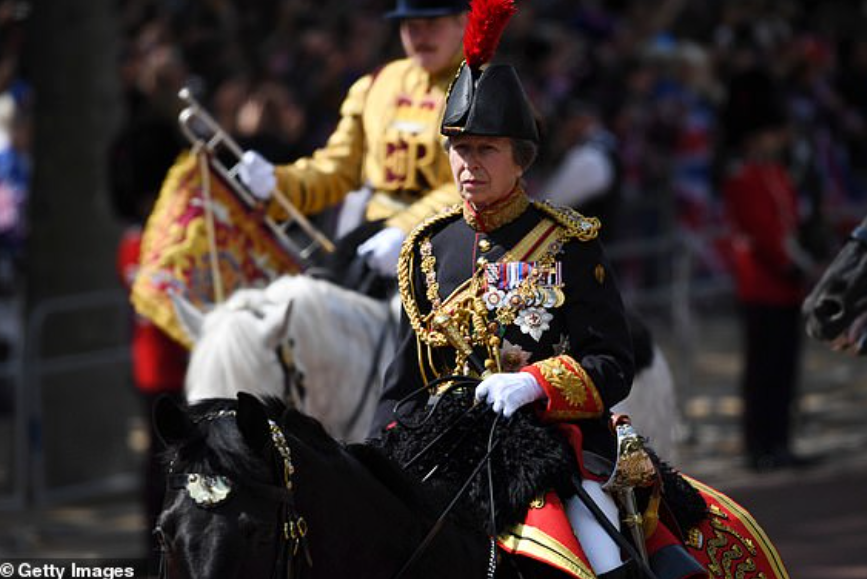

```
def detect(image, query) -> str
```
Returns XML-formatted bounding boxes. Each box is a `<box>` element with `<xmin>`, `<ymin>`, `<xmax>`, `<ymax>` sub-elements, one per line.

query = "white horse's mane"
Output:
<box><xmin>183</xmin><ymin>289</ymin><xmax>287</xmax><ymax>404</ymax></box>
<box><xmin>176</xmin><ymin>275</ymin><xmax>397</xmax><ymax>442</ymax></box>
<box><xmin>261</xmin><ymin>276</ymin><xmax>397</xmax><ymax>441</ymax></box>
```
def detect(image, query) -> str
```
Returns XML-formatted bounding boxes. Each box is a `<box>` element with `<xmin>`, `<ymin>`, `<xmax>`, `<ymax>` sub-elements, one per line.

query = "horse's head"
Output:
<box><xmin>173</xmin><ymin>289</ymin><xmax>295</xmax><ymax>403</ymax></box>
<box><xmin>803</xmin><ymin>220</ymin><xmax>867</xmax><ymax>354</ymax></box>
<box><xmin>153</xmin><ymin>393</ymin><xmax>310</xmax><ymax>579</ymax></box>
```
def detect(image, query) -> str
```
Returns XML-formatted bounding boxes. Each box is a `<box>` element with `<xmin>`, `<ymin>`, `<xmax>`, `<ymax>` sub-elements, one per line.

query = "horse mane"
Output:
<box><xmin>263</xmin><ymin>275</ymin><xmax>392</xmax><ymax>379</ymax></box>
<box><xmin>276</xmin><ymin>407</ymin><xmax>453</xmax><ymax>521</ymax></box>
<box><xmin>345</xmin><ymin>443</ymin><xmax>454</xmax><ymax>521</ymax></box>
<box><xmin>162</xmin><ymin>397</ymin><xmax>287</xmax><ymax>484</ymax></box>
<box><xmin>282</xmin><ymin>407</ymin><xmax>347</xmax><ymax>455</ymax></box>
<box><xmin>184</xmin><ymin>290</ymin><xmax>285</xmax><ymax>403</ymax></box>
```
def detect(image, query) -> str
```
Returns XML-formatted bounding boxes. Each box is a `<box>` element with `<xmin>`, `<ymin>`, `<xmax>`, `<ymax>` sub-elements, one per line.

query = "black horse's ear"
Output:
<box><xmin>153</xmin><ymin>395</ymin><xmax>195</xmax><ymax>447</ymax></box>
<box><xmin>236</xmin><ymin>393</ymin><xmax>271</xmax><ymax>454</ymax></box>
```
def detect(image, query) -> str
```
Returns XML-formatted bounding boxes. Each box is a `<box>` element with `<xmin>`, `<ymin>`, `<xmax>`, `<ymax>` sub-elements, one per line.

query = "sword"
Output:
<box><xmin>602</xmin><ymin>415</ymin><xmax>658</xmax><ymax>565</ymax></box>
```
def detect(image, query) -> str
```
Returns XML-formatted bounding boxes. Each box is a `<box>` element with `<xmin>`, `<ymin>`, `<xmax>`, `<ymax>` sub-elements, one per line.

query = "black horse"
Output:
<box><xmin>154</xmin><ymin>391</ymin><xmax>797</xmax><ymax>579</ymax></box>
<box><xmin>153</xmin><ymin>393</ymin><xmax>575</xmax><ymax>579</ymax></box>
<box><xmin>803</xmin><ymin>215</ymin><xmax>867</xmax><ymax>353</ymax></box>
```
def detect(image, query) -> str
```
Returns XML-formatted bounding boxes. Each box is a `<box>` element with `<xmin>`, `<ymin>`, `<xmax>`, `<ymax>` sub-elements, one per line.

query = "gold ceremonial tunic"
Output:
<box><xmin>268</xmin><ymin>57</ymin><xmax>462</xmax><ymax>233</ymax></box>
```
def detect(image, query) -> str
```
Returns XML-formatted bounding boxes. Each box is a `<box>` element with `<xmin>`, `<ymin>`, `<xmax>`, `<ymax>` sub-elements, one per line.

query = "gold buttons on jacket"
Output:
<box><xmin>478</xmin><ymin>238</ymin><xmax>492</xmax><ymax>253</ymax></box>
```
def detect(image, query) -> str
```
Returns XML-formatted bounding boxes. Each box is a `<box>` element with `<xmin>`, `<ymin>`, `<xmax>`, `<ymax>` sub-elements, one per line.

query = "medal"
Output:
<box><xmin>515</xmin><ymin>307</ymin><xmax>553</xmax><ymax>341</ymax></box>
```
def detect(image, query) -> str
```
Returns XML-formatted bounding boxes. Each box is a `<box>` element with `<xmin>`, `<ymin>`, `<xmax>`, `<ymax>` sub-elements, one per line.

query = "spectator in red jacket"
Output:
<box><xmin>117</xmin><ymin>226</ymin><xmax>188</xmax><ymax>564</ymax></box>
<box><xmin>721</xmin><ymin>66</ymin><xmax>817</xmax><ymax>471</ymax></box>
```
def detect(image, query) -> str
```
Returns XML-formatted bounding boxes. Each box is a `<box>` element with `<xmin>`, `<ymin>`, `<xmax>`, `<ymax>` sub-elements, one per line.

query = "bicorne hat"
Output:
<box><xmin>385</xmin><ymin>0</ymin><xmax>468</xmax><ymax>20</ymax></box>
<box><xmin>440</xmin><ymin>0</ymin><xmax>538</xmax><ymax>143</ymax></box>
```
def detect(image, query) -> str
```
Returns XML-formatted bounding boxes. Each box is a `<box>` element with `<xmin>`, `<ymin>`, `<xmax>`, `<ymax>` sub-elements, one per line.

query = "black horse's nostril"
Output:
<box><xmin>815</xmin><ymin>296</ymin><xmax>844</xmax><ymax>321</ymax></box>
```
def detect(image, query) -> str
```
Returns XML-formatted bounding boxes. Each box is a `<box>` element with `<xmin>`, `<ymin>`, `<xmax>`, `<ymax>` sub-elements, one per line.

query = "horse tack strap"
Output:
<box><xmin>392</xmin><ymin>408</ymin><xmax>504</xmax><ymax>579</ymax></box>
<box><xmin>267</xmin><ymin>419</ymin><xmax>313</xmax><ymax>571</ymax></box>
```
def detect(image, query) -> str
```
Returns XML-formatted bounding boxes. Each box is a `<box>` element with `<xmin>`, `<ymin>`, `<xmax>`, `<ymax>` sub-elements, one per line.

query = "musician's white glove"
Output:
<box><xmin>475</xmin><ymin>372</ymin><xmax>546</xmax><ymax>418</ymax></box>
<box><xmin>356</xmin><ymin>227</ymin><xmax>406</xmax><ymax>277</ymax></box>
<box><xmin>238</xmin><ymin>150</ymin><xmax>276</xmax><ymax>201</ymax></box>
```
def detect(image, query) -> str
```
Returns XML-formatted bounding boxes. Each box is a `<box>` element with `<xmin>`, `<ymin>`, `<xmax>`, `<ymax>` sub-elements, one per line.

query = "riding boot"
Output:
<box><xmin>597</xmin><ymin>559</ymin><xmax>640</xmax><ymax>579</ymax></box>
<box><xmin>565</xmin><ymin>479</ymin><xmax>624</xmax><ymax>574</ymax></box>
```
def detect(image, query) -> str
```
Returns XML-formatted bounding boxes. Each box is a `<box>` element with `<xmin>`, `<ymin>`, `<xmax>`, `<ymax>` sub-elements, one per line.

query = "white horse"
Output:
<box><xmin>174</xmin><ymin>275</ymin><xmax>396</xmax><ymax>443</ymax></box>
<box><xmin>612</xmin><ymin>343</ymin><xmax>682</xmax><ymax>462</ymax></box>
<box><xmin>174</xmin><ymin>274</ymin><xmax>682</xmax><ymax>459</ymax></box>
<box><xmin>174</xmin><ymin>286</ymin><xmax>291</xmax><ymax>404</ymax></box>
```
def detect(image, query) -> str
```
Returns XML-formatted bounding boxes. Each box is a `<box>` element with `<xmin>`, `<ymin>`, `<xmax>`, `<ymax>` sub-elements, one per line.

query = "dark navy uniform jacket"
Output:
<box><xmin>369</xmin><ymin>200</ymin><xmax>634</xmax><ymax>460</ymax></box>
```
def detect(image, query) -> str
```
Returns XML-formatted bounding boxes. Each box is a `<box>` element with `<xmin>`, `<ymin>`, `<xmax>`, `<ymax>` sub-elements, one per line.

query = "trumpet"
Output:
<box><xmin>177</xmin><ymin>87</ymin><xmax>335</xmax><ymax>264</ymax></box>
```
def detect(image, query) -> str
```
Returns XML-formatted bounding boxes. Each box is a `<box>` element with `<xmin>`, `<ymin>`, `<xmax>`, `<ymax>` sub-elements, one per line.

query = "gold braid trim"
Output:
<box><xmin>397</xmin><ymin>204</ymin><xmax>464</xmax><ymax>346</ymax></box>
<box><xmin>530</xmin><ymin>355</ymin><xmax>603</xmax><ymax>419</ymax></box>
<box><xmin>499</xmin><ymin>523</ymin><xmax>596</xmax><ymax>579</ymax></box>
<box><xmin>397</xmin><ymin>201</ymin><xmax>600</xmax><ymax>355</ymax></box>
<box><xmin>463</xmin><ymin>186</ymin><xmax>530</xmax><ymax>231</ymax></box>
<box><xmin>685</xmin><ymin>476</ymin><xmax>791</xmax><ymax>579</ymax></box>
<box><xmin>532</xmin><ymin>200</ymin><xmax>601</xmax><ymax>241</ymax></box>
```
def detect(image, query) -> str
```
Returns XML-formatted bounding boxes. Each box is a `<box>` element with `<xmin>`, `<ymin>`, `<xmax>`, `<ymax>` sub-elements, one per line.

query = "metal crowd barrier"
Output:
<box><xmin>0</xmin><ymin>290</ymin><xmax>138</xmax><ymax>509</ymax></box>
<box><xmin>0</xmin><ymin>339</ymin><xmax>26</xmax><ymax>510</ymax></box>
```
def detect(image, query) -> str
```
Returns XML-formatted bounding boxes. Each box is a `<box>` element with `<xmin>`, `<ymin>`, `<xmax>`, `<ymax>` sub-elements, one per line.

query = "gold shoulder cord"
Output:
<box><xmin>397</xmin><ymin>205</ymin><xmax>463</xmax><ymax>379</ymax></box>
<box><xmin>532</xmin><ymin>201</ymin><xmax>601</xmax><ymax>242</ymax></box>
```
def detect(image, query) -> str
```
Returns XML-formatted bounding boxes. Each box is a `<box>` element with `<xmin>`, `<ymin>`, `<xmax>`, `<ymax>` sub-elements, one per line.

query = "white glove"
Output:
<box><xmin>475</xmin><ymin>372</ymin><xmax>546</xmax><ymax>418</ymax></box>
<box><xmin>238</xmin><ymin>150</ymin><xmax>276</xmax><ymax>201</ymax></box>
<box><xmin>356</xmin><ymin>227</ymin><xmax>406</xmax><ymax>277</ymax></box>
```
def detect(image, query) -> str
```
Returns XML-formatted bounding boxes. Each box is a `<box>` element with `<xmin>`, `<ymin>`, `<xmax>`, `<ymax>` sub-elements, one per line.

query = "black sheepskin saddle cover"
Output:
<box><xmin>648</xmin><ymin>450</ymin><xmax>709</xmax><ymax>534</ymax></box>
<box><xmin>373</xmin><ymin>388</ymin><xmax>578</xmax><ymax>535</ymax></box>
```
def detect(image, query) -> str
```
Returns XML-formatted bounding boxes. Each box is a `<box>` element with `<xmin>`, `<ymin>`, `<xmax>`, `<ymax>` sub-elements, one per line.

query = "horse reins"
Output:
<box><xmin>391</xmin><ymin>376</ymin><xmax>505</xmax><ymax>579</ymax></box>
<box><xmin>156</xmin><ymin>409</ymin><xmax>312</xmax><ymax>579</ymax></box>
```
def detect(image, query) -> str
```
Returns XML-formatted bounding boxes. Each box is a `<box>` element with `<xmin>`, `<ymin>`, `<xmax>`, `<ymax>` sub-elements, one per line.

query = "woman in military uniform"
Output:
<box><xmin>367</xmin><ymin>1</ymin><xmax>710</xmax><ymax>576</ymax></box>
<box><xmin>366</xmin><ymin>51</ymin><xmax>646</xmax><ymax>579</ymax></box>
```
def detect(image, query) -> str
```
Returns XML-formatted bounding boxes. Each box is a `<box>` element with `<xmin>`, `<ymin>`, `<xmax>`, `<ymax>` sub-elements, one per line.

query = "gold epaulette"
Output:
<box><xmin>532</xmin><ymin>201</ymin><xmax>601</xmax><ymax>242</ymax></box>
<box><xmin>397</xmin><ymin>204</ymin><xmax>464</xmax><ymax>342</ymax></box>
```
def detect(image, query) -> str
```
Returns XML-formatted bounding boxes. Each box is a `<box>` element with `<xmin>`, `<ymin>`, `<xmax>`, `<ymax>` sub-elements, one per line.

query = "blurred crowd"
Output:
<box><xmin>0</xmin><ymin>0</ymin><xmax>30</xmax><ymax>295</ymax></box>
<box><xmin>3</xmin><ymin>0</ymin><xmax>867</xmax><ymax>286</ymax></box>
<box><xmin>109</xmin><ymin>0</ymin><xmax>867</xmax><ymax>259</ymax></box>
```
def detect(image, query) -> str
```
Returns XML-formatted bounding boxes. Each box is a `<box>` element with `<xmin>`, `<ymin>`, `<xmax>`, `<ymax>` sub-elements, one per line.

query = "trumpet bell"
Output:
<box><xmin>176</xmin><ymin>87</ymin><xmax>335</xmax><ymax>264</ymax></box>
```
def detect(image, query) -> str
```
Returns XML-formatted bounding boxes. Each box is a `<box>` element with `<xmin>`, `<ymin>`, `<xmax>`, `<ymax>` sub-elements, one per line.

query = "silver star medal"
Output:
<box><xmin>515</xmin><ymin>307</ymin><xmax>553</xmax><ymax>341</ymax></box>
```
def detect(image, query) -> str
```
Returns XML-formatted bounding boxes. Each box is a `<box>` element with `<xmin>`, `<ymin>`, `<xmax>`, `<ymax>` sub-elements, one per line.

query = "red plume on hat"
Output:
<box><xmin>441</xmin><ymin>0</ymin><xmax>537</xmax><ymax>143</ymax></box>
<box><xmin>463</xmin><ymin>0</ymin><xmax>516</xmax><ymax>69</ymax></box>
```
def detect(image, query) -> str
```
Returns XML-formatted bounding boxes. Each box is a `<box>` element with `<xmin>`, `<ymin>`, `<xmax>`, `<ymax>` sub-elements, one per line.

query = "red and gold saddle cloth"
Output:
<box><xmin>496</xmin><ymin>477</ymin><xmax>790</xmax><ymax>579</ymax></box>
<box><xmin>683</xmin><ymin>477</ymin><xmax>791</xmax><ymax>579</ymax></box>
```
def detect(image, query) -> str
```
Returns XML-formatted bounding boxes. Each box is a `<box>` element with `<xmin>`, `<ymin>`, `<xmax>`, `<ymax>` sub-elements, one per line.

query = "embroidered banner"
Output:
<box><xmin>131</xmin><ymin>150</ymin><xmax>301</xmax><ymax>348</ymax></box>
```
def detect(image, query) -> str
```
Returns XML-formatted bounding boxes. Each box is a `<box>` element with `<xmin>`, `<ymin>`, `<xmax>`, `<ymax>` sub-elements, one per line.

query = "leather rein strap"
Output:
<box><xmin>391</xmin><ymin>376</ymin><xmax>502</xmax><ymax>579</ymax></box>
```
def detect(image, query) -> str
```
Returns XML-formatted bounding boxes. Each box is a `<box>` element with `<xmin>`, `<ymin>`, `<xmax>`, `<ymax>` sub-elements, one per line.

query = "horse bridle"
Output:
<box><xmin>276</xmin><ymin>340</ymin><xmax>308</xmax><ymax>407</ymax></box>
<box><xmin>156</xmin><ymin>409</ymin><xmax>312</xmax><ymax>579</ymax></box>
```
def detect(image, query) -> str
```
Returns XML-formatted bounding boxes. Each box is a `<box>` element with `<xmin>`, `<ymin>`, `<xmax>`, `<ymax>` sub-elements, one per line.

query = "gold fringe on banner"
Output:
<box><xmin>131</xmin><ymin>150</ymin><xmax>302</xmax><ymax>348</ymax></box>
